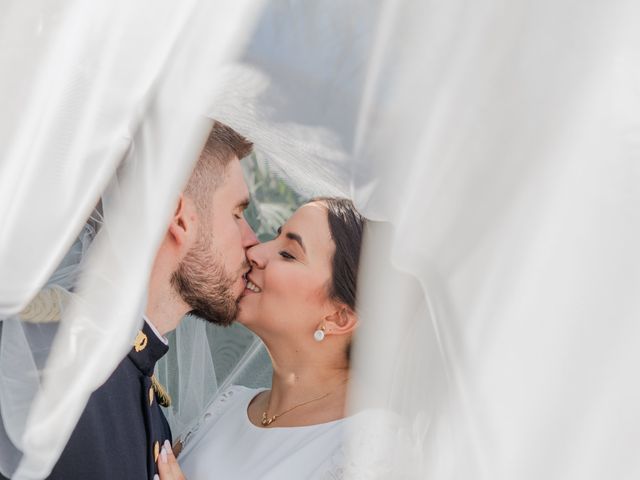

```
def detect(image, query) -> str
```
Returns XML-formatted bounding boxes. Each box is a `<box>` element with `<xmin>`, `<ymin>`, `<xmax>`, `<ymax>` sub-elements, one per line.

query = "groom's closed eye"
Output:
<box><xmin>233</xmin><ymin>198</ymin><xmax>250</xmax><ymax>219</ymax></box>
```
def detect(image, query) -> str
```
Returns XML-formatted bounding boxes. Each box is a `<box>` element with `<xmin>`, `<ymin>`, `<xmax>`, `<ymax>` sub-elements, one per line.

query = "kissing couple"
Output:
<box><xmin>47</xmin><ymin>121</ymin><xmax>367</xmax><ymax>480</ymax></box>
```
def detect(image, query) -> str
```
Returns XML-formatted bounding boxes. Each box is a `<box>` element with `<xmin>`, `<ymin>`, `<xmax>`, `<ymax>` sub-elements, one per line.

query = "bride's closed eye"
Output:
<box><xmin>279</xmin><ymin>250</ymin><xmax>296</xmax><ymax>260</ymax></box>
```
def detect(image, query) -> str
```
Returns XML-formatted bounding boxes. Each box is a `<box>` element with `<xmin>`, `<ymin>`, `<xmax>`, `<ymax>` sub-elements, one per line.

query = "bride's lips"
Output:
<box><xmin>244</xmin><ymin>273</ymin><xmax>262</xmax><ymax>294</ymax></box>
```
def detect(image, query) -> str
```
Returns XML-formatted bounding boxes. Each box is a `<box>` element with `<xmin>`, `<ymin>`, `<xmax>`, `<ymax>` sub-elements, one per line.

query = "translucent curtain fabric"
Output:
<box><xmin>349</xmin><ymin>2</ymin><xmax>640</xmax><ymax>477</ymax></box>
<box><xmin>0</xmin><ymin>224</ymin><xmax>94</xmax><ymax>476</ymax></box>
<box><xmin>0</xmin><ymin>0</ymin><xmax>263</xmax><ymax>478</ymax></box>
<box><xmin>215</xmin><ymin>1</ymin><xmax>640</xmax><ymax>478</ymax></box>
<box><xmin>1</xmin><ymin>0</ymin><xmax>639</xmax><ymax>479</ymax></box>
<box><xmin>156</xmin><ymin>319</ymin><xmax>273</xmax><ymax>438</ymax></box>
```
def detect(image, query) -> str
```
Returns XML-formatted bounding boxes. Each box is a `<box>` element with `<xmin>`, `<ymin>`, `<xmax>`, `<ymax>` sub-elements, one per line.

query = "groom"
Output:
<box><xmin>47</xmin><ymin>121</ymin><xmax>259</xmax><ymax>480</ymax></box>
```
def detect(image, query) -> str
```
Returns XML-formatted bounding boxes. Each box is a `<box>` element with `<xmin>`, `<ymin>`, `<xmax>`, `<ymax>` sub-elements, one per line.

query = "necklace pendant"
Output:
<box><xmin>261</xmin><ymin>411</ymin><xmax>276</xmax><ymax>426</ymax></box>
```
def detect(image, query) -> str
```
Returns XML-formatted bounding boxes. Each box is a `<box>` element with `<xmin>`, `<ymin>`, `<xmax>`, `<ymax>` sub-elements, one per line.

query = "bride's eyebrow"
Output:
<box><xmin>276</xmin><ymin>226</ymin><xmax>306</xmax><ymax>253</ymax></box>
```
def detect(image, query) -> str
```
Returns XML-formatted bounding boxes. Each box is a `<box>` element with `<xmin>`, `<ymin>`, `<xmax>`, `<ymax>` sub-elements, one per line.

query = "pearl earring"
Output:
<box><xmin>313</xmin><ymin>325</ymin><xmax>326</xmax><ymax>342</ymax></box>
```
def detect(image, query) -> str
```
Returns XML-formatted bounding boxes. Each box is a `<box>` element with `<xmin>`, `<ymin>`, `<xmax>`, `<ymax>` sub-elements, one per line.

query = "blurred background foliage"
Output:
<box><xmin>242</xmin><ymin>154</ymin><xmax>306</xmax><ymax>241</ymax></box>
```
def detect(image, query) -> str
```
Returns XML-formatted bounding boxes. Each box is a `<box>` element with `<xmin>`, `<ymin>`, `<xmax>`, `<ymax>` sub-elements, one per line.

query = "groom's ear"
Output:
<box><xmin>323</xmin><ymin>305</ymin><xmax>358</xmax><ymax>337</ymax></box>
<box><xmin>168</xmin><ymin>194</ymin><xmax>196</xmax><ymax>248</ymax></box>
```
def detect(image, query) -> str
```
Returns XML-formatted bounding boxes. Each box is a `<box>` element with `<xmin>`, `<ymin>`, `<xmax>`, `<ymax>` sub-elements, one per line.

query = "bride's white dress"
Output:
<box><xmin>177</xmin><ymin>385</ymin><xmax>350</xmax><ymax>479</ymax></box>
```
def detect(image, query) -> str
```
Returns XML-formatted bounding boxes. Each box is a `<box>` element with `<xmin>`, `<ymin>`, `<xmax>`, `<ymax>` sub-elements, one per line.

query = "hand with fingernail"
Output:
<box><xmin>155</xmin><ymin>440</ymin><xmax>187</xmax><ymax>480</ymax></box>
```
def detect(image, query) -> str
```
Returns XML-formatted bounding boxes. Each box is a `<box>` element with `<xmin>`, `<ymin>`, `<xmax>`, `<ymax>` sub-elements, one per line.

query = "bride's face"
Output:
<box><xmin>238</xmin><ymin>202</ymin><xmax>336</xmax><ymax>338</ymax></box>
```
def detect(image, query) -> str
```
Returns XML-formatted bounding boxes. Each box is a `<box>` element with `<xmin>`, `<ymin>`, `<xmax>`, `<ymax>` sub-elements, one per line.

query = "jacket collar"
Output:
<box><xmin>127</xmin><ymin>320</ymin><xmax>169</xmax><ymax>376</ymax></box>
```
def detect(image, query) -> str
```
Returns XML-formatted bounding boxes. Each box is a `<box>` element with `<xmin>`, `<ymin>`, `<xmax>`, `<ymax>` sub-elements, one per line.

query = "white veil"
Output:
<box><xmin>2</xmin><ymin>0</ymin><xmax>640</xmax><ymax>479</ymax></box>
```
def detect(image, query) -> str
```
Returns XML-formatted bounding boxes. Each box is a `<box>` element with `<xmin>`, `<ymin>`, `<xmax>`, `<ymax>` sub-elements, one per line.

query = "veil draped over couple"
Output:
<box><xmin>2</xmin><ymin>1</ymin><xmax>640</xmax><ymax>479</ymax></box>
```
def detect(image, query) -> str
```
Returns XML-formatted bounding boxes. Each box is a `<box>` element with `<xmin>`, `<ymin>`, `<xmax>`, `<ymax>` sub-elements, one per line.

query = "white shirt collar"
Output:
<box><xmin>143</xmin><ymin>315</ymin><xmax>169</xmax><ymax>345</ymax></box>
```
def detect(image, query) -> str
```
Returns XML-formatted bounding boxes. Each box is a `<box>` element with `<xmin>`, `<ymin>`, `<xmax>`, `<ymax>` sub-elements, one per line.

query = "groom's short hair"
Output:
<box><xmin>185</xmin><ymin>121</ymin><xmax>253</xmax><ymax>213</ymax></box>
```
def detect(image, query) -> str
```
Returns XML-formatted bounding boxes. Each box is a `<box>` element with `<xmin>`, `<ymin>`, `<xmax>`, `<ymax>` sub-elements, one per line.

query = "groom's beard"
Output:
<box><xmin>170</xmin><ymin>232</ymin><xmax>240</xmax><ymax>326</ymax></box>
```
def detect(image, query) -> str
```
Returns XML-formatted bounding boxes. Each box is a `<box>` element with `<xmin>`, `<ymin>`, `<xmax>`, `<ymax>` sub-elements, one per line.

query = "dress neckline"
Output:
<box><xmin>242</xmin><ymin>387</ymin><xmax>348</xmax><ymax>431</ymax></box>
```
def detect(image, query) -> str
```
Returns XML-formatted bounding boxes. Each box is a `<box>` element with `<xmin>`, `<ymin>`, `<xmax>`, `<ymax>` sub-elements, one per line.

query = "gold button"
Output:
<box><xmin>149</xmin><ymin>387</ymin><xmax>154</xmax><ymax>406</ymax></box>
<box><xmin>154</xmin><ymin>441</ymin><xmax>160</xmax><ymax>462</ymax></box>
<box><xmin>134</xmin><ymin>330</ymin><xmax>148</xmax><ymax>352</ymax></box>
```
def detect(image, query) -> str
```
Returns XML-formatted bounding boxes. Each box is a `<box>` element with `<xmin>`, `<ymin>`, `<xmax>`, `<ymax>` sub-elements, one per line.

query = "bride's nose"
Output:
<box><xmin>246</xmin><ymin>242</ymin><xmax>267</xmax><ymax>269</ymax></box>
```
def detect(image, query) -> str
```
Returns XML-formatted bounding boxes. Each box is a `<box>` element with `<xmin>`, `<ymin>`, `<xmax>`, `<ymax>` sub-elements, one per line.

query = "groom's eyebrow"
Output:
<box><xmin>276</xmin><ymin>226</ymin><xmax>306</xmax><ymax>253</ymax></box>
<box><xmin>237</xmin><ymin>198</ymin><xmax>250</xmax><ymax>210</ymax></box>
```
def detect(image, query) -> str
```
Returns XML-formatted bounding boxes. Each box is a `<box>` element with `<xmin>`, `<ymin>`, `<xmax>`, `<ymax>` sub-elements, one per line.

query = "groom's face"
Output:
<box><xmin>172</xmin><ymin>158</ymin><xmax>258</xmax><ymax>325</ymax></box>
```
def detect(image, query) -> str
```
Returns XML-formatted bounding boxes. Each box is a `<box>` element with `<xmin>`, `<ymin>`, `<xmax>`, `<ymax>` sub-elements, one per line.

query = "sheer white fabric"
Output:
<box><xmin>0</xmin><ymin>222</ymin><xmax>95</xmax><ymax>476</ymax></box>
<box><xmin>156</xmin><ymin>320</ymin><xmax>273</xmax><ymax>437</ymax></box>
<box><xmin>221</xmin><ymin>3</ymin><xmax>640</xmax><ymax>478</ymax></box>
<box><xmin>1</xmin><ymin>0</ymin><xmax>639</xmax><ymax>479</ymax></box>
<box><xmin>0</xmin><ymin>1</ymin><xmax>263</xmax><ymax>478</ymax></box>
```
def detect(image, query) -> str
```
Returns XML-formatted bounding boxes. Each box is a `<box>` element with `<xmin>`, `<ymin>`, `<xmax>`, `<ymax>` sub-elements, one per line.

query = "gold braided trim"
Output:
<box><xmin>151</xmin><ymin>375</ymin><xmax>172</xmax><ymax>408</ymax></box>
<box><xmin>19</xmin><ymin>285</ymin><xmax>70</xmax><ymax>323</ymax></box>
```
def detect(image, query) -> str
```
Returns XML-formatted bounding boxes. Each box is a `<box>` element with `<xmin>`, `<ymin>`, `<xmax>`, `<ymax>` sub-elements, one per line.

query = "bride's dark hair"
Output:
<box><xmin>316</xmin><ymin>198</ymin><xmax>365</xmax><ymax>309</ymax></box>
<box><xmin>311</xmin><ymin>197</ymin><xmax>365</xmax><ymax>361</ymax></box>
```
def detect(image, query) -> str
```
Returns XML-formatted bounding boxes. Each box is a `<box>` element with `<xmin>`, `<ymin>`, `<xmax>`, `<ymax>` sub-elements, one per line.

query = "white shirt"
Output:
<box><xmin>143</xmin><ymin>315</ymin><xmax>168</xmax><ymax>345</ymax></box>
<box><xmin>177</xmin><ymin>385</ymin><xmax>351</xmax><ymax>480</ymax></box>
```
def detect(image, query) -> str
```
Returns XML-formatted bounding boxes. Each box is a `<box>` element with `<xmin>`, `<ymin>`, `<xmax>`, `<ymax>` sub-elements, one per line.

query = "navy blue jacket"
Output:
<box><xmin>47</xmin><ymin>321</ymin><xmax>172</xmax><ymax>480</ymax></box>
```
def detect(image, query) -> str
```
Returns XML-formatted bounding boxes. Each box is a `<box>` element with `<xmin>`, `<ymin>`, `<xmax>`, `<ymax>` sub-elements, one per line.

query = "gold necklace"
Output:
<box><xmin>261</xmin><ymin>391</ymin><xmax>332</xmax><ymax>427</ymax></box>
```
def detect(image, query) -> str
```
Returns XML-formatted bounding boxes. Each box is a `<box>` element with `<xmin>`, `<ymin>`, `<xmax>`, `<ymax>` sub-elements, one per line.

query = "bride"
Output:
<box><xmin>156</xmin><ymin>196</ymin><xmax>366</xmax><ymax>479</ymax></box>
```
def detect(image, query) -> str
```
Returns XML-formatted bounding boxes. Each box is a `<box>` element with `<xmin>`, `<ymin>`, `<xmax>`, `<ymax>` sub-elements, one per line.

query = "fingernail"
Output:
<box><xmin>164</xmin><ymin>439</ymin><xmax>172</xmax><ymax>452</ymax></box>
<box><xmin>160</xmin><ymin>446</ymin><xmax>167</xmax><ymax>464</ymax></box>
<box><xmin>153</xmin><ymin>475</ymin><xmax>159</xmax><ymax>480</ymax></box>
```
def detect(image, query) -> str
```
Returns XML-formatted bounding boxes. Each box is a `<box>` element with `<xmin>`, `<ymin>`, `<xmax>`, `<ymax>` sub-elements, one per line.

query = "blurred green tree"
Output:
<box><xmin>242</xmin><ymin>154</ymin><xmax>306</xmax><ymax>241</ymax></box>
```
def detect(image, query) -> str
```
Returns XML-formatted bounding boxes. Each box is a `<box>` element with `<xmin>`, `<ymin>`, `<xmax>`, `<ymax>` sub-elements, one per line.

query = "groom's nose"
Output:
<box><xmin>240</xmin><ymin>217</ymin><xmax>259</xmax><ymax>249</ymax></box>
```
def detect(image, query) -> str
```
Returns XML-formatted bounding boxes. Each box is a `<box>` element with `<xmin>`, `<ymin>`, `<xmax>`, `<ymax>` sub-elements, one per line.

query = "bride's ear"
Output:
<box><xmin>324</xmin><ymin>306</ymin><xmax>358</xmax><ymax>337</ymax></box>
